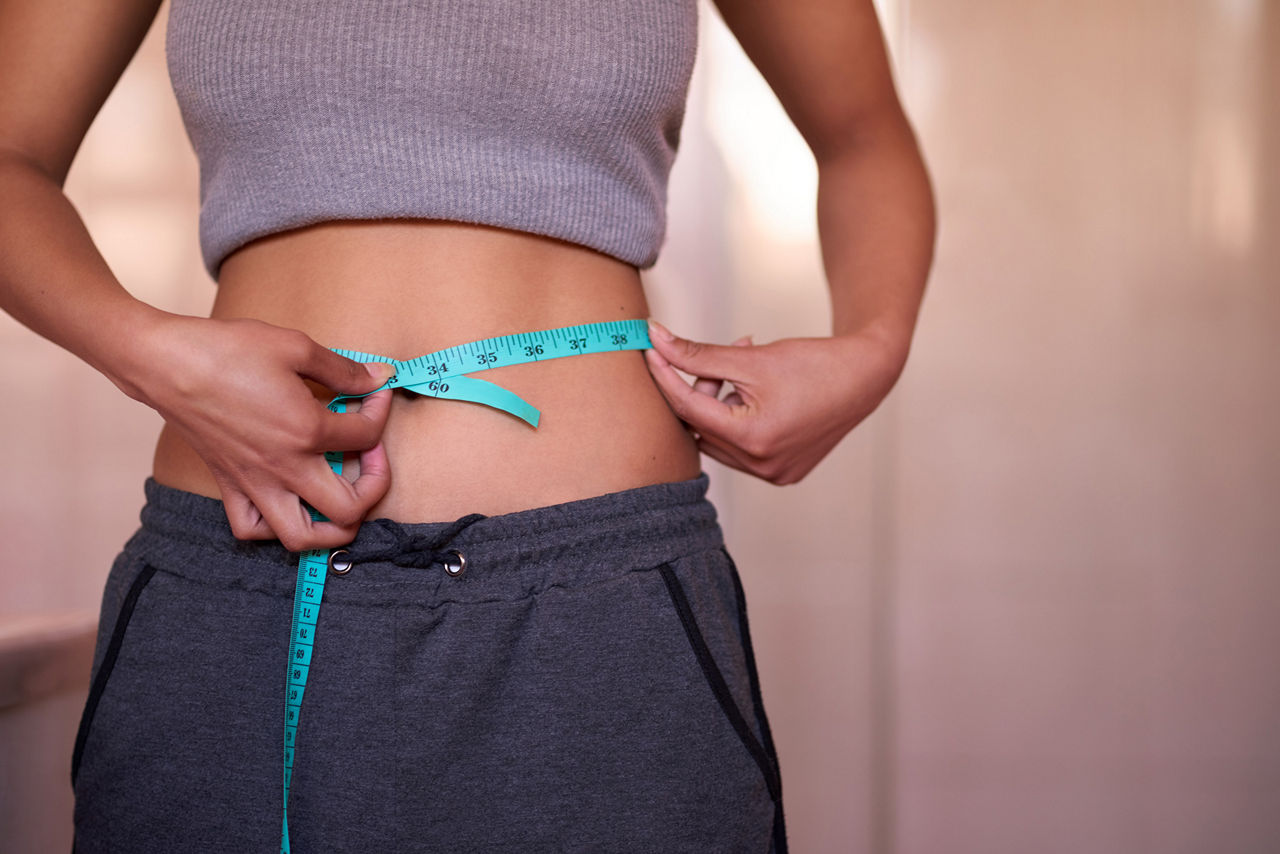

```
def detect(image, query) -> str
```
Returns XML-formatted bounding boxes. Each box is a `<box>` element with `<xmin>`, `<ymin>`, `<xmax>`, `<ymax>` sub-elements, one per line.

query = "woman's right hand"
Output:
<box><xmin>120</xmin><ymin>312</ymin><xmax>395</xmax><ymax>552</ymax></box>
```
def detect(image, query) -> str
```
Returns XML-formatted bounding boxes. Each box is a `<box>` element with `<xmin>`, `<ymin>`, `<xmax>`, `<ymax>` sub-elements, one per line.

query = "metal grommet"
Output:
<box><xmin>441</xmin><ymin>549</ymin><xmax>466</xmax><ymax>577</ymax></box>
<box><xmin>328</xmin><ymin>549</ymin><xmax>353</xmax><ymax>576</ymax></box>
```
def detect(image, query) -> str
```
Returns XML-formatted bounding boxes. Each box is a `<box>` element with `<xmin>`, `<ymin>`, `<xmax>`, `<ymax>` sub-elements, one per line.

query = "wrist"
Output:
<box><xmin>89</xmin><ymin>301</ymin><xmax>184</xmax><ymax>405</ymax></box>
<box><xmin>818</xmin><ymin>325</ymin><xmax>913</xmax><ymax>425</ymax></box>
<box><xmin>835</xmin><ymin>319</ymin><xmax>911</xmax><ymax>377</ymax></box>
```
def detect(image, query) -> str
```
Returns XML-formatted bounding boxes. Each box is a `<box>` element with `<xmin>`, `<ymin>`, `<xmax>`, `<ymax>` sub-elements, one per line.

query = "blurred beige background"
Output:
<box><xmin>3</xmin><ymin>1</ymin><xmax>1277</xmax><ymax>852</ymax></box>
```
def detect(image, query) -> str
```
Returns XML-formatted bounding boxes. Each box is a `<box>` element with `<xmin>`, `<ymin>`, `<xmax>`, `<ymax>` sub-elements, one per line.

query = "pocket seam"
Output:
<box><xmin>655</xmin><ymin>561</ymin><xmax>782</xmax><ymax>804</ymax></box>
<box><xmin>719</xmin><ymin>546</ymin><xmax>789</xmax><ymax>853</ymax></box>
<box><xmin>71</xmin><ymin>561</ymin><xmax>160</xmax><ymax>786</ymax></box>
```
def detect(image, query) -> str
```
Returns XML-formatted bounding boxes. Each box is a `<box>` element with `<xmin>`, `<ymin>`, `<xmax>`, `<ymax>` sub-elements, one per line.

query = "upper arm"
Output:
<box><xmin>0</xmin><ymin>0</ymin><xmax>165</xmax><ymax>184</ymax></box>
<box><xmin>709</xmin><ymin>0</ymin><xmax>909</xmax><ymax>161</ymax></box>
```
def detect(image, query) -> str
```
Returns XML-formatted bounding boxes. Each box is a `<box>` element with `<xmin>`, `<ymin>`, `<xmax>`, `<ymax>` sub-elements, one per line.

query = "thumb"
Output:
<box><xmin>647</xmin><ymin>320</ymin><xmax>748</xmax><ymax>380</ymax></box>
<box><xmin>299</xmin><ymin>340</ymin><xmax>397</xmax><ymax>394</ymax></box>
<box><xmin>362</xmin><ymin>361</ymin><xmax>398</xmax><ymax>384</ymax></box>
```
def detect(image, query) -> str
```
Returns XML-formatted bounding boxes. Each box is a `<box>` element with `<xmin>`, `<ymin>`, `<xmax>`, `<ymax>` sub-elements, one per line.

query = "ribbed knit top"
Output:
<box><xmin>164</xmin><ymin>0</ymin><xmax>700</xmax><ymax>280</ymax></box>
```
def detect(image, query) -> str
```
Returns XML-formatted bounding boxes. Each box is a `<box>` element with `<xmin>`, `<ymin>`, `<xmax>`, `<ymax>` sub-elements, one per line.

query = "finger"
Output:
<box><xmin>644</xmin><ymin>346</ymin><xmax>739</xmax><ymax>442</ymax></box>
<box><xmin>234</xmin><ymin>483</ymin><xmax>327</xmax><ymax>552</ymax></box>
<box><xmin>307</xmin><ymin>441</ymin><xmax>390</xmax><ymax>538</ymax></box>
<box><xmin>647</xmin><ymin>321</ymin><xmax>751</xmax><ymax>382</ymax></box>
<box><xmin>690</xmin><ymin>336</ymin><xmax>753</xmax><ymax>398</ymax></box>
<box><xmin>297</xmin><ymin>340</ymin><xmax>396</xmax><ymax>395</ymax></box>
<box><xmin>219</xmin><ymin>459</ymin><xmax>376</xmax><ymax>550</ymax></box>
<box><xmin>695</xmin><ymin>434</ymin><xmax>753</xmax><ymax>474</ymax></box>
<box><xmin>314</xmin><ymin>388</ymin><xmax>393</xmax><ymax>452</ymax></box>
<box><xmin>289</xmin><ymin>452</ymin><xmax>379</xmax><ymax>529</ymax></box>
<box><xmin>690</xmin><ymin>376</ymin><xmax>725</xmax><ymax>398</ymax></box>
<box><xmin>349</xmin><ymin>440</ymin><xmax>392</xmax><ymax>515</ymax></box>
<box><xmin>287</xmin><ymin>442</ymin><xmax>391</xmax><ymax>533</ymax></box>
<box><xmin>698</xmin><ymin>431</ymin><xmax>791</xmax><ymax>483</ymax></box>
<box><xmin>696</xmin><ymin>427</ymin><xmax>761</xmax><ymax>463</ymax></box>
<box><xmin>255</xmin><ymin>478</ymin><xmax>364</xmax><ymax>552</ymax></box>
<box><xmin>221</xmin><ymin>487</ymin><xmax>277</xmax><ymax>541</ymax></box>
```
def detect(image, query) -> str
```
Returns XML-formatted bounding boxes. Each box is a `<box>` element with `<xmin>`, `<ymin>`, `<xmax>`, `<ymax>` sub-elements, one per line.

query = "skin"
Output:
<box><xmin>0</xmin><ymin>0</ymin><xmax>934</xmax><ymax>552</ymax></box>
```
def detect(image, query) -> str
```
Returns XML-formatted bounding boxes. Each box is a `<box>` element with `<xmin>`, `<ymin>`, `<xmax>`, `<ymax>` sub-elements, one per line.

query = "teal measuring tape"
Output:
<box><xmin>281</xmin><ymin>318</ymin><xmax>651</xmax><ymax>851</ymax></box>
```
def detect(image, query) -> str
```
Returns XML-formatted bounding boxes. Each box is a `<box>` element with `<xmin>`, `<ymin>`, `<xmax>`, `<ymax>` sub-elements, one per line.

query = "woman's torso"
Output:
<box><xmin>151</xmin><ymin>219</ymin><xmax>701</xmax><ymax>522</ymax></box>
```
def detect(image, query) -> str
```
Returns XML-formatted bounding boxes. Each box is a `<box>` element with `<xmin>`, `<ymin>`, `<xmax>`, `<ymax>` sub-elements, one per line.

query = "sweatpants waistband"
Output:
<box><xmin>126</xmin><ymin>474</ymin><xmax>723</xmax><ymax>607</ymax></box>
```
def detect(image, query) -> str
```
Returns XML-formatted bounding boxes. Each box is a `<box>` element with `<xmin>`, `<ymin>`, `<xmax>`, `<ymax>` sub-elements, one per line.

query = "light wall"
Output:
<box><xmin>2</xmin><ymin>1</ymin><xmax>1278</xmax><ymax>852</ymax></box>
<box><xmin>654</xmin><ymin>0</ymin><xmax>1280</xmax><ymax>851</ymax></box>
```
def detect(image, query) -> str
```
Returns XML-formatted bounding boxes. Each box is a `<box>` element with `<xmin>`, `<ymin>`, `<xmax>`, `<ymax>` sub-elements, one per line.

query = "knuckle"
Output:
<box><xmin>368</xmin><ymin>391</ymin><xmax>394</xmax><ymax>420</ymax></box>
<box><xmin>228</xmin><ymin>317</ymin><xmax>267</xmax><ymax>338</ymax></box>
<box><xmin>765</xmin><ymin>460</ymin><xmax>806</xmax><ymax>486</ymax></box>
<box><xmin>353</xmin><ymin>417</ymin><xmax>384</xmax><ymax>447</ymax></box>
<box><xmin>278</xmin><ymin>530</ymin><xmax>309</xmax><ymax>552</ymax></box>
<box><xmin>768</xmin><ymin>467</ymin><xmax>797</xmax><ymax>486</ymax></box>
<box><xmin>325</xmin><ymin>504</ymin><xmax>363</xmax><ymax>529</ymax></box>
<box><xmin>279</xmin><ymin>329</ymin><xmax>314</xmax><ymax>361</ymax></box>
<box><xmin>740</xmin><ymin>430</ymin><xmax>774</xmax><ymax>460</ymax></box>
<box><xmin>301</xmin><ymin>417</ymin><xmax>328</xmax><ymax>450</ymax></box>
<box><xmin>753</xmin><ymin>457</ymin><xmax>781</xmax><ymax>482</ymax></box>
<box><xmin>227</xmin><ymin>517</ymin><xmax>255</xmax><ymax>540</ymax></box>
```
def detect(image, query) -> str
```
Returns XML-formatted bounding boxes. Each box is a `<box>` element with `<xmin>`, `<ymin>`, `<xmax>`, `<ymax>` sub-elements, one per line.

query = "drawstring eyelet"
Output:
<box><xmin>328</xmin><ymin>549</ymin><xmax>353</xmax><ymax>575</ymax></box>
<box><xmin>442</xmin><ymin>549</ymin><xmax>466</xmax><ymax>577</ymax></box>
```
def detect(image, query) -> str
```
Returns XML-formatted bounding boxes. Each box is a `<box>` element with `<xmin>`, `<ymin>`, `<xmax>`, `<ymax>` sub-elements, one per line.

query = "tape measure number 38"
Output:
<box><xmin>281</xmin><ymin>318</ymin><xmax>651</xmax><ymax>852</ymax></box>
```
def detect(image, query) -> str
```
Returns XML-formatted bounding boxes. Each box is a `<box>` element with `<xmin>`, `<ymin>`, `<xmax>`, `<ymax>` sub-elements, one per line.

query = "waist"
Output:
<box><xmin>127</xmin><ymin>473</ymin><xmax>721</xmax><ymax>606</ymax></box>
<box><xmin>151</xmin><ymin>219</ymin><xmax>700</xmax><ymax>521</ymax></box>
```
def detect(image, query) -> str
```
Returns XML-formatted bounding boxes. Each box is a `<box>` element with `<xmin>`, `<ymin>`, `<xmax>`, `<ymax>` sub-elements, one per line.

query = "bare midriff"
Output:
<box><xmin>150</xmin><ymin>218</ymin><xmax>702</xmax><ymax>522</ymax></box>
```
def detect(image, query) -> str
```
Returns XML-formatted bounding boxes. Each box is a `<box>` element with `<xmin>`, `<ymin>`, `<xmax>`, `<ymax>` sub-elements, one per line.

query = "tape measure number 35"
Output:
<box><xmin>281</xmin><ymin>318</ymin><xmax>652</xmax><ymax>852</ymax></box>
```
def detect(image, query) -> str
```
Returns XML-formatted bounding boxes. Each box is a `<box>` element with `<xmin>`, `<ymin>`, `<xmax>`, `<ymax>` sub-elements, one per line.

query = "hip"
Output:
<box><xmin>72</xmin><ymin>474</ymin><xmax>784</xmax><ymax>851</ymax></box>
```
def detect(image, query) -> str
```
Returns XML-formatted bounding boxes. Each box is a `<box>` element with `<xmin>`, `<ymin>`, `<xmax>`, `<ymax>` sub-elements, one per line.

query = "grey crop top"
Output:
<box><xmin>164</xmin><ymin>0</ymin><xmax>699</xmax><ymax>279</ymax></box>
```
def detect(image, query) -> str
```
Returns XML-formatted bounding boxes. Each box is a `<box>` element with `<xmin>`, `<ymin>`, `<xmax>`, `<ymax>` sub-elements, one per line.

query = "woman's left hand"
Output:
<box><xmin>644</xmin><ymin>320</ymin><xmax>908</xmax><ymax>484</ymax></box>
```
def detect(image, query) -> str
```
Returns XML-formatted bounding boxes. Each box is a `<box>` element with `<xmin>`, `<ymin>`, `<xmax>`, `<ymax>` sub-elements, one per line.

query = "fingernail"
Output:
<box><xmin>365</xmin><ymin>362</ymin><xmax>396</xmax><ymax>381</ymax></box>
<box><xmin>647</xmin><ymin>319</ymin><xmax>674</xmax><ymax>342</ymax></box>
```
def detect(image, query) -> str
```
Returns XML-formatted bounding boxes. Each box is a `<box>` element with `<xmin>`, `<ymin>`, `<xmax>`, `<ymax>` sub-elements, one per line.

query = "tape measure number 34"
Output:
<box><xmin>281</xmin><ymin>318</ymin><xmax>652</xmax><ymax>852</ymax></box>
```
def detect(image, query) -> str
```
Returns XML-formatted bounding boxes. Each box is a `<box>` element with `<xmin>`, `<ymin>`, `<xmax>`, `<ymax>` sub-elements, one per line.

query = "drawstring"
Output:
<box><xmin>355</xmin><ymin>512</ymin><xmax>489</xmax><ymax>569</ymax></box>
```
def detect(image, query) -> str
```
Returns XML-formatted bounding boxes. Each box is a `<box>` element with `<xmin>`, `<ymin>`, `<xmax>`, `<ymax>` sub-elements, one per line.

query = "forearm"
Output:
<box><xmin>814</xmin><ymin>112</ymin><xmax>935</xmax><ymax>363</ymax></box>
<box><xmin>0</xmin><ymin>150</ymin><xmax>167</xmax><ymax>400</ymax></box>
<box><xmin>1</xmin><ymin>151</ymin><xmax>399</xmax><ymax>546</ymax></box>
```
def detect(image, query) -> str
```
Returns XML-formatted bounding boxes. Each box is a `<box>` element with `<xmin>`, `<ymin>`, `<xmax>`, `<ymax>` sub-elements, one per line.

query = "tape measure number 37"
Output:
<box><xmin>281</xmin><ymin>318</ymin><xmax>652</xmax><ymax>852</ymax></box>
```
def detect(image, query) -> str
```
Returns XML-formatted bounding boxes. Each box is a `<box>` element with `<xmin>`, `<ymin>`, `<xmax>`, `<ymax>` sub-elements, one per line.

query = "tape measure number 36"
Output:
<box><xmin>281</xmin><ymin>318</ymin><xmax>651</xmax><ymax>852</ymax></box>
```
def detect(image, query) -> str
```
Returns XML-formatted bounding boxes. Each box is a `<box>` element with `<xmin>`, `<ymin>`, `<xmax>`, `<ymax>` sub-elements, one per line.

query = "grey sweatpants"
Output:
<box><xmin>71</xmin><ymin>474</ymin><xmax>786</xmax><ymax>853</ymax></box>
